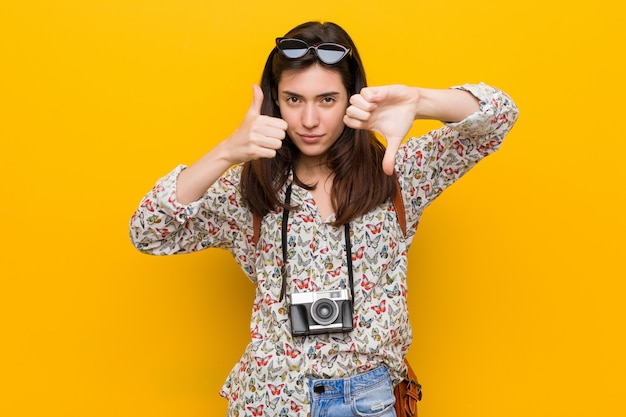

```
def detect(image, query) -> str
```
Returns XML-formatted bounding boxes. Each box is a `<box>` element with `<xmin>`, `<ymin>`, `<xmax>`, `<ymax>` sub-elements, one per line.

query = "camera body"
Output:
<box><xmin>289</xmin><ymin>289</ymin><xmax>353</xmax><ymax>336</ymax></box>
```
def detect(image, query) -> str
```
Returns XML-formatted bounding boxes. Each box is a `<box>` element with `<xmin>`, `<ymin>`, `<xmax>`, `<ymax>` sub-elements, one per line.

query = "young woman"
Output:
<box><xmin>130</xmin><ymin>21</ymin><xmax>518</xmax><ymax>417</ymax></box>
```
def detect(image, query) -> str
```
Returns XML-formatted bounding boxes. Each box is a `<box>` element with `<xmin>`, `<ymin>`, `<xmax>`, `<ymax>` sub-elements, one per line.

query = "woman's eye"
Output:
<box><xmin>286</xmin><ymin>96</ymin><xmax>299</xmax><ymax>104</ymax></box>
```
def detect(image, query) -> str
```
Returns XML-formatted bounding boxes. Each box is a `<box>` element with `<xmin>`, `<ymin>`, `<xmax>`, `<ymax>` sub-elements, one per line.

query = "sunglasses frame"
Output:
<box><xmin>275</xmin><ymin>37</ymin><xmax>352</xmax><ymax>65</ymax></box>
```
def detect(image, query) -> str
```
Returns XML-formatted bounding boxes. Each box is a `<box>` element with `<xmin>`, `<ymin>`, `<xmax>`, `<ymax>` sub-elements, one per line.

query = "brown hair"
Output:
<box><xmin>241</xmin><ymin>21</ymin><xmax>396</xmax><ymax>226</ymax></box>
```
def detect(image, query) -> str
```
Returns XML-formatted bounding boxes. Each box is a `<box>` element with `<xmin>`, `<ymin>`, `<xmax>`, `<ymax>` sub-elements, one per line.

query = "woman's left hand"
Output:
<box><xmin>344</xmin><ymin>85</ymin><xmax>420</xmax><ymax>175</ymax></box>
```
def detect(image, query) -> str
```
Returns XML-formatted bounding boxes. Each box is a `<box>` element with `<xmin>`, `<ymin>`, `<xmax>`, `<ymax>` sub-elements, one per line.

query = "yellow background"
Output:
<box><xmin>1</xmin><ymin>0</ymin><xmax>625</xmax><ymax>416</ymax></box>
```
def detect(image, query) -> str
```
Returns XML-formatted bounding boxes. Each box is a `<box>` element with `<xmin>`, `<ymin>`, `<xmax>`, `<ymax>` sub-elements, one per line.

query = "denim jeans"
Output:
<box><xmin>308</xmin><ymin>365</ymin><xmax>397</xmax><ymax>417</ymax></box>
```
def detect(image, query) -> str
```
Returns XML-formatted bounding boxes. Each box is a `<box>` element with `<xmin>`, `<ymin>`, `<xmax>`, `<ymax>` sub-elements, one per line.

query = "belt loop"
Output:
<box><xmin>343</xmin><ymin>377</ymin><xmax>350</xmax><ymax>404</ymax></box>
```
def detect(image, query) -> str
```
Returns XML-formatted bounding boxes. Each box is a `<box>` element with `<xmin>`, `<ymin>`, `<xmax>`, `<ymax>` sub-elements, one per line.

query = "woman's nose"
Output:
<box><xmin>301</xmin><ymin>104</ymin><xmax>320</xmax><ymax>128</ymax></box>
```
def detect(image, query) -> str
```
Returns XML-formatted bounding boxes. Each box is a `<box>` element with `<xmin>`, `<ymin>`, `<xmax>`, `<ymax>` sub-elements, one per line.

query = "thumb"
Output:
<box><xmin>382</xmin><ymin>138</ymin><xmax>402</xmax><ymax>176</ymax></box>
<box><xmin>247</xmin><ymin>84</ymin><xmax>264</xmax><ymax>117</ymax></box>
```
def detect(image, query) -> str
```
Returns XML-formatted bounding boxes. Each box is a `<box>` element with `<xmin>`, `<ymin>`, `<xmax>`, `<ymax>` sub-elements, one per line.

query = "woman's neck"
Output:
<box><xmin>294</xmin><ymin>159</ymin><xmax>335</xmax><ymax>220</ymax></box>
<box><xmin>294</xmin><ymin>156</ymin><xmax>333</xmax><ymax>186</ymax></box>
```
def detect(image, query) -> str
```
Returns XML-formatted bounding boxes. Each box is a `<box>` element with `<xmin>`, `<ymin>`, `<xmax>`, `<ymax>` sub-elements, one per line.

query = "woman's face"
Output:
<box><xmin>276</xmin><ymin>64</ymin><xmax>349</xmax><ymax>164</ymax></box>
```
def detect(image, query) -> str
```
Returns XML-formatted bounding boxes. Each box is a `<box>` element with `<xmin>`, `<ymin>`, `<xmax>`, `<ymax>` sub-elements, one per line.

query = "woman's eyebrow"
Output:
<box><xmin>281</xmin><ymin>90</ymin><xmax>342</xmax><ymax>98</ymax></box>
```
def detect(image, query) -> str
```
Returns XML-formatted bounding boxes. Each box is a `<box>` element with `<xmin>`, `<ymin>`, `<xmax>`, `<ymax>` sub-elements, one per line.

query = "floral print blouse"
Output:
<box><xmin>129</xmin><ymin>83</ymin><xmax>518</xmax><ymax>416</ymax></box>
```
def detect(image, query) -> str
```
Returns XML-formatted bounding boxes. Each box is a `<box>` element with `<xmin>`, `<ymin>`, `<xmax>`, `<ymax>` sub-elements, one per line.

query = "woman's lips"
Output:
<box><xmin>298</xmin><ymin>134</ymin><xmax>323</xmax><ymax>144</ymax></box>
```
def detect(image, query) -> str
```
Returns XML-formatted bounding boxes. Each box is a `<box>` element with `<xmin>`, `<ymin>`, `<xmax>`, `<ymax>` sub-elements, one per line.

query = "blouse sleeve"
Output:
<box><xmin>128</xmin><ymin>164</ymin><xmax>256</xmax><ymax>271</ymax></box>
<box><xmin>395</xmin><ymin>82</ymin><xmax>519</xmax><ymax>241</ymax></box>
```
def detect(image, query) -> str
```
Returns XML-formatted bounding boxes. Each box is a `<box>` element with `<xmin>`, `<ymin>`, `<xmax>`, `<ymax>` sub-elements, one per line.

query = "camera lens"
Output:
<box><xmin>311</xmin><ymin>298</ymin><xmax>339</xmax><ymax>326</ymax></box>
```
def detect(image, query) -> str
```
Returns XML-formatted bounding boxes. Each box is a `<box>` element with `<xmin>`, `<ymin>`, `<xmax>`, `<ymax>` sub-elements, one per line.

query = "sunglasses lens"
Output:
<box><xmin>316</xmin><ymin>44</ymin><xmax>348</xmax><ymax>64</ymax></box>
<box><xmin>276</xmin><ymin>39</ymin><xmax>350</xmax><ymax>64</ymax></box>
<box><xmin>278</xmin><ymin>39</ymin><xmax>309</xmax><ymax>59</ymax></box>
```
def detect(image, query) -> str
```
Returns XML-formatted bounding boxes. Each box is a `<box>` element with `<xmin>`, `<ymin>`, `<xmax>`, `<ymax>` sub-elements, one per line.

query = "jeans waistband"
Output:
<box><xmin>308</xmin><ymin>365</ymin><xmax>390</xmax><ymax>399</ymax></box>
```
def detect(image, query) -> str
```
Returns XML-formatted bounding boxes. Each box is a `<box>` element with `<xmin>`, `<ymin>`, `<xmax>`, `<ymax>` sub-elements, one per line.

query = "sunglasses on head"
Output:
<box><xmin>275</xmin><ymin>38</ymin><xmax>351</xmax><ymax>65</ymax></box>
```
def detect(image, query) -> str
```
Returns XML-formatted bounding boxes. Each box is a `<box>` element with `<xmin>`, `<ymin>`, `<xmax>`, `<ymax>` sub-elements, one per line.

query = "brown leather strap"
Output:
<box><xmin>393</xmin><ymin>175</ymin><xmax>406</xmax><ymax>238</ymax></box>
<box><xmin>394</xmin><ymin>360</ymin><xmax>422</xmax><ymax>417</ymax></box>
<box><xmin>251</xmin><ymin>177</ymin><xmax>406</xmax><ymax>246</ymax></box>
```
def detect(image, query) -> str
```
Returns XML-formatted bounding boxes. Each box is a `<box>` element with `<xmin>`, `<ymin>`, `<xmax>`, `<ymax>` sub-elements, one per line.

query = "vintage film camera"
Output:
<box><xmin>289</xmin><ymin>289</ymin><xmax>353</xmax><ymax>336</ymax></box>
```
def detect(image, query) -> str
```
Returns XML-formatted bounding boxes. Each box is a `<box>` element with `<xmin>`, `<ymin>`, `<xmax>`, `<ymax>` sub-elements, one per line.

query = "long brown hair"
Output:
<box><xmin>241</xmin><ymin>21</ymin><xmax>396</xmax><ymax>226</ymax></box>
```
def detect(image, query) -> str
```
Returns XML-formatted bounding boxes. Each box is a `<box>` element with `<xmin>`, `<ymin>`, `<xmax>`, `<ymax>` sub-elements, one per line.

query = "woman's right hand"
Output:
<box><xmin>175</xmin><ymin>85</ymin><xmax>287</xmax><ymax>204</ymax></box>
<box><xmin>225</xmin><ymin>84</ymin><xmax>288</xmax><ymax>164</ymax></box>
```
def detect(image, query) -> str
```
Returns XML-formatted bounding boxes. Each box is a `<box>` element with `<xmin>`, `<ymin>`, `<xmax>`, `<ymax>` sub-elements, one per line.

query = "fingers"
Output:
<box><xmin>344</xmin><ymin>93</ymin><xmax>377</xmax><ymax>129</ymax></box>
<box><xmin>348</xmin><ymin>92</ymin><xmax>377</xmax><ymax>114</ymax></box>
<box><xmin>343</xmin><ymin>113</ymin><xmax>368</xmax><ymax>130</ymax></box>
<box><xmin>358</xmin><ymin>86</ymin><xmax>390</xmax><ymax>105</ymax></box>
<box><xmin>229</xmin><ymin>85</ymin><xmax>288</xmax><ymax>162</ymax></box>
<box><xmin>250</xmin><ymin>121</ymin><xmax>287</xmax><ymax>145</ymax></box>
<box><xmin>344</xmin><ymin>86</ymin><xmax>389</xmax><ymax>125</ymax></box>
<box><xmin>249</xmin><ymin>95</ymin><xmax>287</xmax><ymax>157</ymax></box>
<box><xmin>345</xmin><ymin>102</ymin><xmax>371</xmax><ymax>122</ymax></box>
<box><xmin>235</xmin><ymin>119</ymin><xmax>285</xmax><ymax>161</ymax></box>
<box><xmin>248</xmin><ymin>114</ymin><xmax>287</xmax><ymax>157</ymax></box>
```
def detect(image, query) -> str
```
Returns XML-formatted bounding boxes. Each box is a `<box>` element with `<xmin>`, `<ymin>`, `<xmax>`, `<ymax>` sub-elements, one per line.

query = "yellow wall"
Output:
<box><xmin>1</xmin><ymin>1</ymin><xmax>625</xmax><ymax>416</ymax></box>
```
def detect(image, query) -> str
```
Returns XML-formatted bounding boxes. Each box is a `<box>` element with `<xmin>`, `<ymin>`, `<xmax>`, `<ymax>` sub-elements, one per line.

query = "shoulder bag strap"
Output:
<box><xmin>393</xmin><ymin>175</ymin><xmax>407</xmax><ymax>238</ymax></box>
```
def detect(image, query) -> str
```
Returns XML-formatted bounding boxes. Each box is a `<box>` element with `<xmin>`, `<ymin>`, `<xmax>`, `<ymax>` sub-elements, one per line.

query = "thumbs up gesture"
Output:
<box><xmin>344</xmin><ymin>85</ymin><xmax>420</xmax><ymax>176</ymax></box>
<box><xmin>226</xmin><ymin>84</ymin><xmax>288</xmax><ymax>164</ymax></box>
